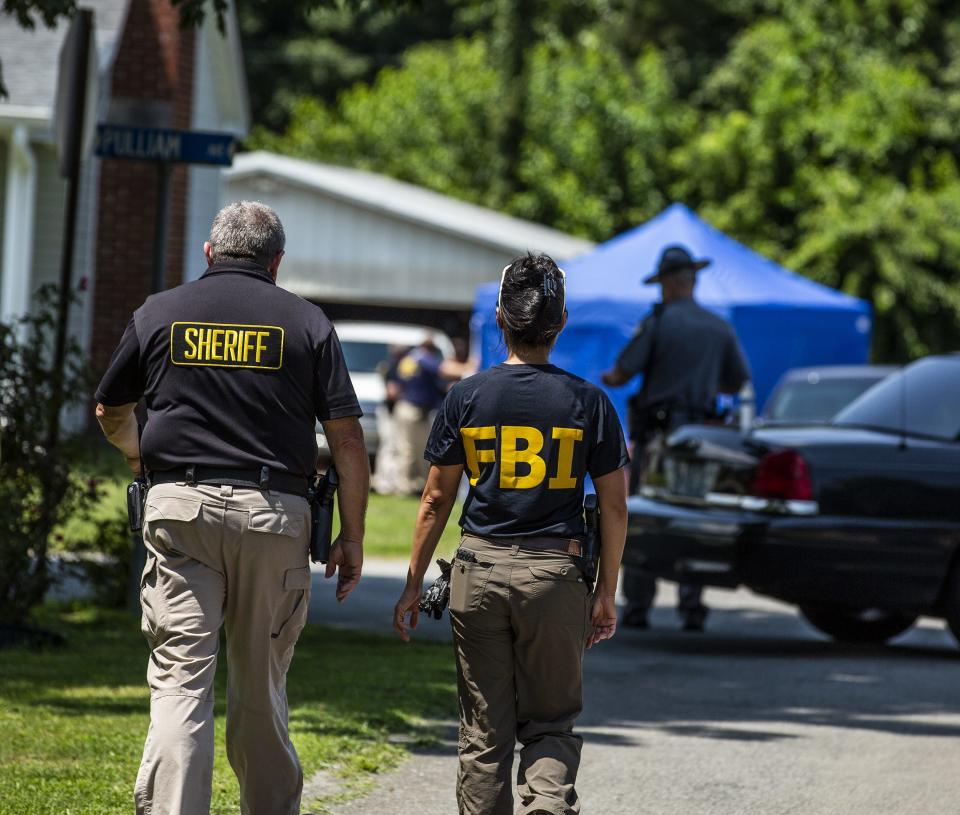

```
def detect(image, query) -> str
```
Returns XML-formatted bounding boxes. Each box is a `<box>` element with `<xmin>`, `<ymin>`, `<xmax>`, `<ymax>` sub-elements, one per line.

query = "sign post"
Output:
<box><xmin>48</xmin><ymin>8</ymin><xmax>95</xmax><ymax>454</ymax></box>
<box><xmin>95</xmin><ymin>124</ymin><xmax>236</xmax><ymax>612</ymax></box>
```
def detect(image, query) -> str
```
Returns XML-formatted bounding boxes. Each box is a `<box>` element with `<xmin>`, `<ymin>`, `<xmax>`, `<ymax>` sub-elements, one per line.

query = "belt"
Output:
<box><xmin>481</xmin><ymin>535</ymin><xmax>583</xmax><ymax>558</ymax></box>
<box><xmin>150</xmin><ymin>466</ymin><xmax>309</xmax><ymax>497</ymax></box>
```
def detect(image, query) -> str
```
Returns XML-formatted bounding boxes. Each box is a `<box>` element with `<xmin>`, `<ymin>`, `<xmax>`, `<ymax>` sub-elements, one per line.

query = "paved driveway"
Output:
<box><xmin>309</xmin><ymin>562</ymin><xmax>960</xmax><ymax>814</ymax></box>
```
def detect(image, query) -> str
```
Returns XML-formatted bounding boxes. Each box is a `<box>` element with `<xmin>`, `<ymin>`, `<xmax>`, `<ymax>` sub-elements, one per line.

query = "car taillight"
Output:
<box><xmin>751</xmin><ymin>449</ymin><xmax>813</xmax><ymax>501</ymax></box>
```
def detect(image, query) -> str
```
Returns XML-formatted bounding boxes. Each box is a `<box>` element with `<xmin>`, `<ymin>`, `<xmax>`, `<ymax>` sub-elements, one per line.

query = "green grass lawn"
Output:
<box><xmin>0</xmin><ymin>607</ymin><xmax>456</xmax><ymax>815</ymax></box>
<box><xmin>344</xmin><ymin>493</ymin><xmax>463</xmax><ymax>560</ymax></box>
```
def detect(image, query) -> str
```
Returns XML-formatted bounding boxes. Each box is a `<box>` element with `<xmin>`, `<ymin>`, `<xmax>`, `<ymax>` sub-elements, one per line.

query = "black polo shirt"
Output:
<box><xmin>425</xmin><ymin>363</ymin><xmax>628</xmax><ymax>538</ymax></box>
<box><xmin>95</xmin><ymin>260</ymin><xmax>361</xmax><ymax>478</ymax></box>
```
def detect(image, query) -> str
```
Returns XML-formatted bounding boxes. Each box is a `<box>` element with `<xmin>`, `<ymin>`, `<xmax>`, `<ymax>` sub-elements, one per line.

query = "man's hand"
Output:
<box><xmin>587</xmin><ymin>594</ymin><xmax>618</xmax><ymax>649</ymax></box>
<box><xmin>601</xmin><ymin>368</ymin><xmax>629</xmax><ymax>387</ymax></box>
<box><xmin>393</xmin><ymin>579</ymin><xmax>423</xmax><ymax>642</ymax></box>
<box><xmin>324</xmin><ymin>535</ymin><xmax>363</xmax><ymax>602</ymax></box>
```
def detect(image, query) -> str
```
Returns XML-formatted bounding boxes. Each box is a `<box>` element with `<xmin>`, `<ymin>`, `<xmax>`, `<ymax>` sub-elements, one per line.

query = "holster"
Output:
<box><xmin>309</xmin><ymin>466</ymin><xmax>339</xmax><ymax>564</ymax></box>
<box><xmin>578</xmin><ymin>494</ymin><xmax>600</xmax><ymax>593</ymax></box>
<box><xmin>127</xmin><ymin>478</ymin><xmax>149</xmax><ymax>533</ymax></box>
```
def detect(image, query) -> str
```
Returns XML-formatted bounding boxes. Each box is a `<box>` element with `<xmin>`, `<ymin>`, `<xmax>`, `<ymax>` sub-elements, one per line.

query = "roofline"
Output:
<box><xmin>226</xmin><ymin>152</ymin><xmax>594</xmax><ymax>259</ymax></box>
<box><xmin>0</xmin><ymin>105</ymin><xmax>51</xmax><ymax>129</ymax></box>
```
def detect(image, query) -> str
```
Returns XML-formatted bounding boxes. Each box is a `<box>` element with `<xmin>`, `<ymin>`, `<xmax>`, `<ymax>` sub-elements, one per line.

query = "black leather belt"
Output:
<box><xmin>150</xmin><ymin>466</ymin><xmax>309</xmax><ymax>497</ymax></box>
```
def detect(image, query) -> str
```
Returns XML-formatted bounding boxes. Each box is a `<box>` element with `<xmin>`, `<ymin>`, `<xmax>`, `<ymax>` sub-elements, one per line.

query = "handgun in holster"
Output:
<box><xmin>308</xmin><ymin>466</ymin><xmax>339</xmax><ymax>564</ymax></box>
<box><xmin>578</xmin><ymin>493</ymin><xmax>600</xmax><ymax>593</ymax></box>
<box><xmin>126</xmin><ymin>478</ymin><xmax>149</xmax><ymax>533</ymax></box>
<box><xmin>127</xmin><ymin>424</ymin><xmax>149</xmax><ymax>533</ymax></box>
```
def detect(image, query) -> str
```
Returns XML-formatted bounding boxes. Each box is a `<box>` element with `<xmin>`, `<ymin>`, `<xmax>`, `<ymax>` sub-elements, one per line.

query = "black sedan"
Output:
<box><xmin>626</xmin><ymin>354</ymin><xmax>960</xmax><ymax>646</ymax></box>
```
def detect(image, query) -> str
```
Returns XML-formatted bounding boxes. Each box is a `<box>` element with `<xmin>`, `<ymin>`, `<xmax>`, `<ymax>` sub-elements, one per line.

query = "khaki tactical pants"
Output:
<box><xmin>136</xmin><ymin>483</ymin><xmax>312</xmax><ymax>815</ymax></box>
<box><xmin>450</xmin><ymin>535</ymin><xmax>592</xmax><ymax>815</ymax></box>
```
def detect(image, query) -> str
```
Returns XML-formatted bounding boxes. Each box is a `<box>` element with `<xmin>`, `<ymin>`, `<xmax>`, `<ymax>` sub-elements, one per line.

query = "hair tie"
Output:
<box><xmin>543</xmin><ymin>274</ymin><xmax>559</xmax><ymax>299</ymax></box>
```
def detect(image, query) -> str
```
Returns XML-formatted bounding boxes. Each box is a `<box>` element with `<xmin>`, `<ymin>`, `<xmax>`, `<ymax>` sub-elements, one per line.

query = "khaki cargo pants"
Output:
<box><xmin>449</xmin><ymin>535</ymin><xmax>593</xmax><ymax>815</ymax></box>
<box><xmin>136</xmin><ymin>482</ymin><xmax>312</xmax><ymax>815</ymax></box>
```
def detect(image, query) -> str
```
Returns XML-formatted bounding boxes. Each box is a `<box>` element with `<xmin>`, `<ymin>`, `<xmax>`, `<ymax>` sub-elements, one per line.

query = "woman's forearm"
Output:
<box><xmin>596</xmin><ymin>506</ymin><xmax>627</xmax><ymax>594</ymax></box>
<box><xmin>407</xmin><ymin>489</ymin><xmax>457</xmax><ymax>585</ymax></box>
<box><xmin>406</xmin><ymin>464</ymin><xmax>464</xmax><ymax>586</ymax></box>
<box><xmin>592</xmin><ymin>468</ymin><xmax>629</xmax><ymax>596</ymax></box>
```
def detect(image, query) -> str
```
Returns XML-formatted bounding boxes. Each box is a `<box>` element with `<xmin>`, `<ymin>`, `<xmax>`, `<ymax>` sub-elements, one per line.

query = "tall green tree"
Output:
<box><xmin>673</xmin><ymin>1</ymin><xmax>960</xmax><ymax>359</ymax></box>
<box><xmin>259</xmin><ymin>0</ymin><xmax>960</xmax><ymax>361</ymax></box>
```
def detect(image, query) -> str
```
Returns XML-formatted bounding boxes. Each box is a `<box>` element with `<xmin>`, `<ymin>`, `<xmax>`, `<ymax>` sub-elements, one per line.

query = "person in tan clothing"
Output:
<box><xmin>95</xmin><ymin>201</ymin><xmax>370</xmax><ymax>815</ymax></box>
<box><xmin>393</xmin><ymin>253</ymin><xmax>629</xmax><ymax>815</ymax></box>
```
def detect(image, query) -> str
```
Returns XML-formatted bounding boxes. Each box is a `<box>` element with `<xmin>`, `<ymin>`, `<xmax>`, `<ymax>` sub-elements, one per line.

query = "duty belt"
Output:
<box><xmin>480</xmin><ymin>534</ymin><xmax>583</xmax><ymax>558</ymax></box>
<box><xmin>150</xmin><ymin>466</ymin><xmax>309</xmax><ymax>497</ymax></box>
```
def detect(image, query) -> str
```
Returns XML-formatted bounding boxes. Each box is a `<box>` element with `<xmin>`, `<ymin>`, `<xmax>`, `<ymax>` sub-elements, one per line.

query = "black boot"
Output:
<box><xmin>622</xmin><ymin>603</ymin><xmax>650</xmax><ymax>629</ymax></box>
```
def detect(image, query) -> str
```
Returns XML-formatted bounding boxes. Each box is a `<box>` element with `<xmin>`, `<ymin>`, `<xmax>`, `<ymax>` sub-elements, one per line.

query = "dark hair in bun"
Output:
<box><xmin>497</xmin><ymin>252</ymin><xmax>566</xmax><ymax>349</ymax></box>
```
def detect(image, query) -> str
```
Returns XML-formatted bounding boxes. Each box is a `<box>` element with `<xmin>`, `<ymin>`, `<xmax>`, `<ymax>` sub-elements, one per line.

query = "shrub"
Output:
<box><xmin>0</xmin><ymin>285</ymin><xmax>93</xmax><ymax>625</ymax></box>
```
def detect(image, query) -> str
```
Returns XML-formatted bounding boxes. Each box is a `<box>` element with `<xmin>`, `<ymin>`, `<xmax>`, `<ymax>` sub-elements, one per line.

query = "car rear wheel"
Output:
<box><xmin>799</xmin><ymin>606</ymin><xmax>916</xmax><ymax>644</ymax></box>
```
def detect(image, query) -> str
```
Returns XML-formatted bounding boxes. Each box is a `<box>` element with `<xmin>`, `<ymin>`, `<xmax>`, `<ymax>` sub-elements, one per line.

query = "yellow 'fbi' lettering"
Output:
<box><xmin>461</xmin><ymin>426</ymin><xmax>496</xmax><ymax>485</ymax></box>
<box><xmin>548</xmin><ymin>427</ymin><xmax>583</xmax><ymax>489</ymax></box>
<box><xmin>500</xmin><ymin>426</ymin><xmax>546</xmax><ymax>489</ymax></box>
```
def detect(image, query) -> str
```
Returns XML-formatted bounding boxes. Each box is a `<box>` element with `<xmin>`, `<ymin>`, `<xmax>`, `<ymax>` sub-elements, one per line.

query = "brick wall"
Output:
<box><xmin>91</xmin><ymin>0</ymin><xmax>194</xmax><ymax>379</ymax></box>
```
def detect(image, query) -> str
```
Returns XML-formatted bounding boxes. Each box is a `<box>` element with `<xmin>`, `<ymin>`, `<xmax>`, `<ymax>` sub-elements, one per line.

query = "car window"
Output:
<box><xmin>766</xmin><ymin>379</ymin><xmax>883</xmax><ymax>422</ymax></box>
<box><xmin>833</xmin><ymin>357</ymin><xmax>960</xmax><ymax>441</ymax></box>
<box><xmin>340</xmin><ymin>341</ymin><xmax>392</xmax><ymax>374</ymax></box>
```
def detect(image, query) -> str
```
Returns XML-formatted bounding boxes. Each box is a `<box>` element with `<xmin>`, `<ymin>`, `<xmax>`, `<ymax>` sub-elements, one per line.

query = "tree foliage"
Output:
<box><xmin>255</xmin><ymin>0</ymin><xmax>960</xmax><ymax>361</ymax></box>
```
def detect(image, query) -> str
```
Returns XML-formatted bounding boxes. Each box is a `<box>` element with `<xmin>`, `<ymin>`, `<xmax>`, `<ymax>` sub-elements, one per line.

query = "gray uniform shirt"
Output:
<box><xmin>617</xmin><ymin>297</ymin><xmax>750</xmax><ymax>414</ymax></box>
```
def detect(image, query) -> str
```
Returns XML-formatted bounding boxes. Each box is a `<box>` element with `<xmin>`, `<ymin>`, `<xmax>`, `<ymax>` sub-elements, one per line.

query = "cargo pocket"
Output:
<box><xmin>449</xmin><ymin>554</ymin><xmax>494</xmax><ymax>615</ymax></box>
<box><xmin>248</xmin><ymin>508</ymin><xmax>305</xmax><ymax>539</ymax></box>
<box><xmin>271</xmin><ymin>565</ymin><xmax>312</xmax><ymax>643</ymax></box>
<box><xmin>139</xmin><ymin>553</ymin><xmax>161</xmax><ymax>648</ymax></box>
<box><xmin>143</xmin><ymin>495</ymin><xmax>202</xmax><ymax>553</ymax></box>
<box><xmin>144</xmin><ymin>495</ymin><xmax>202</xmax><ymax>525</ymax></box>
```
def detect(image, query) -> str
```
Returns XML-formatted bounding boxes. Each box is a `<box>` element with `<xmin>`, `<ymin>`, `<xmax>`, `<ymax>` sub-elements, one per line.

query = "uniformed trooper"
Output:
<box><xmin>393</xmin><ymin>253</ymin><xmax>629</xmax><ymax>815</ymax></box>
<box><xmin>94</xmin><ymin>201</ymin><xmax>370</xmax><ymax>815</ymax></box>
<box><xmin>602</xmin><ymin>244</ymin><xmax>750</xmax><ymax>631</ymax></box>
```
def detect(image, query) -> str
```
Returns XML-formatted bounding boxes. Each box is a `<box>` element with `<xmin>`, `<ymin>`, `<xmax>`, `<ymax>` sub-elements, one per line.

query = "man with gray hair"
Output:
<box><xmin>95</xmin><ymin>200</ymin><xmax>370</xmax><ymax>814</ymax></box>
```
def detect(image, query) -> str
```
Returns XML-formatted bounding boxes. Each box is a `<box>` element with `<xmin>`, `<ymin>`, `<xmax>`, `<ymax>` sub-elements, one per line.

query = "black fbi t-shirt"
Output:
<box><xmin>425</xmin><ymin>363</ymin><xmax>629</xmax><ymax>538</ymax></box>
<box><xmin>94</xmin><ymin>261</ymin><xmax>361</xmax><ymax>478</ymax></box>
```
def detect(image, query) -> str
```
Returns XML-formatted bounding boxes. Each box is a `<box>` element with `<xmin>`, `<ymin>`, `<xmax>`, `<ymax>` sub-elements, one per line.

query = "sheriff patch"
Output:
<box><xmin>170</xmin><ymin>322</ymin><xmax>284</xmax><ymax>369</ymax></box>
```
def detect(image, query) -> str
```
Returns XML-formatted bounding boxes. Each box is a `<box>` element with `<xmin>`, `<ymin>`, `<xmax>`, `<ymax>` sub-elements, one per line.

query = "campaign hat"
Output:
<box><xmin>643</xmin><ymin>244</ymin><xmax>711</xmax><ymax>284</ymax></box>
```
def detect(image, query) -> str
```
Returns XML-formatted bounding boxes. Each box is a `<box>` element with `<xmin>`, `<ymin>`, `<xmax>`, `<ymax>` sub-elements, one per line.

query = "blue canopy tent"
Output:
<box><xmin>473</xmin><ymin>203</ymin><xmax>872</xmax><ymax>422</ymax></box>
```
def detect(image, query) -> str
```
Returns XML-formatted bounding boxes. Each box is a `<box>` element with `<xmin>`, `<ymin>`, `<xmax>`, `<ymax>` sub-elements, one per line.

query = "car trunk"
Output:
<box><xmin>642</xmin><ymin>425</ymin><xmax>760</xmax><ymax>503</ymax></box>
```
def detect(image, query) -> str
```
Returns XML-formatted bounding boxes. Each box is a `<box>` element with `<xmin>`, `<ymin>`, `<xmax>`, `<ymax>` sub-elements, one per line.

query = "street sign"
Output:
<box><xmin>95</xmin><ymin>125</ymin><xmax>236</xmax><ymax>166</ymax></box>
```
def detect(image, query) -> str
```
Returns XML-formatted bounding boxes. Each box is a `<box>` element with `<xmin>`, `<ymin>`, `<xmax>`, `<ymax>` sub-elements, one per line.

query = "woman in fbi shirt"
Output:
<box><xmin>393</xmin><ymin>253</ymin><xmax>629</xmax><ymax>815</ymax></box>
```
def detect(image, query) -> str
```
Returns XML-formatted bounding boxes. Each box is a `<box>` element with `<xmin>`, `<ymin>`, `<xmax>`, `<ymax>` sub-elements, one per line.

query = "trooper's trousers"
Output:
<box><xmin>450</xmin><ymin>535</ymin><xmax>593</xmax><ymax>815</ymax></box>
<box><xmin>136</xmin><ymin>482</ymin><xmax>312</xmax><ymax>815</ymax></box>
